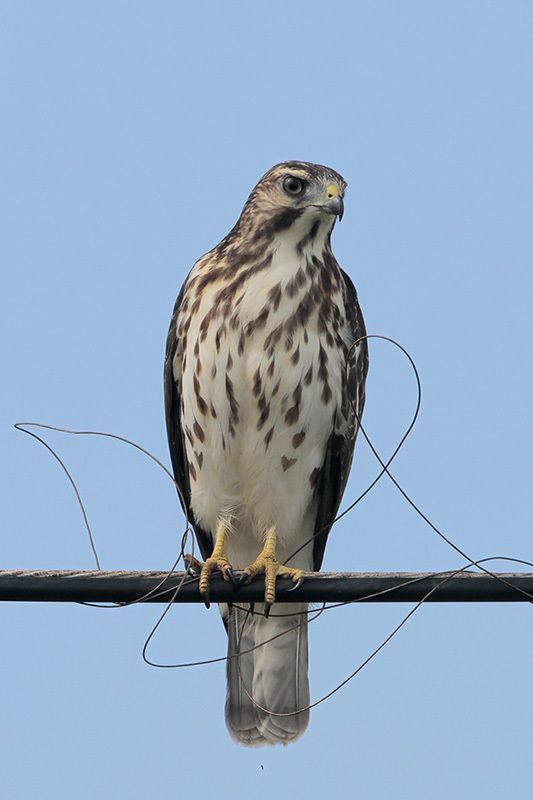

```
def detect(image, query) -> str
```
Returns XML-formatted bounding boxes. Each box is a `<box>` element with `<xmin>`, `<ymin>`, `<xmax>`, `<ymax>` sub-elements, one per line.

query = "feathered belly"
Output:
<box><xmin>180</xmin><ymin>319</ymin><xmax>344</xmax><ymax>565</ymax></box>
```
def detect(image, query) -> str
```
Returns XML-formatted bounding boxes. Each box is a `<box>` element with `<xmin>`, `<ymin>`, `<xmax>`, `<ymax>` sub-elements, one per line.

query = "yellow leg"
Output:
<box><xmin>198</xmin><ymin>520</ymin><xmax>234</xmax><ymax>607</ymax></box>
<box><xmin>240</xmin><ymin>526</ymin><xmax>304</xmax><ymax>614</ymax></box>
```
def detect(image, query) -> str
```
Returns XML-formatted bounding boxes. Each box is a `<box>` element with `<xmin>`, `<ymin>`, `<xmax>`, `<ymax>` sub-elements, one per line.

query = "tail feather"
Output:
<box><xmin>225</xmin><ymin>603</ymin><xmax>309</xmax><ymax>746</ymax></box>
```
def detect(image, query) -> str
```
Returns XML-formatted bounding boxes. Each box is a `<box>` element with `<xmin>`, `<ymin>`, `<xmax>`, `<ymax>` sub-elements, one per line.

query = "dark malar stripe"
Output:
<box><xmin>266</xmin><ymin>207</ymin><xmax>304</xmax><ymax>235</ymax></box>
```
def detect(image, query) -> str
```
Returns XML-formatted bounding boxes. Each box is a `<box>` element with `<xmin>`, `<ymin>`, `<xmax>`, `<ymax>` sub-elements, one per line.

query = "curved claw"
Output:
<box><xmin>288</xmin><ymin>576</ymin><xmax>304</xmax><ymax>593</ymax></box>
<box><xmin>226</xmin><ymin>567</ymin><xmax>235</xmax><ymax>586</ymax></box>
<box><xmin>203</xmin><ymin>592</ymin><xmax>211</xmax><ymax>609</ymax></box>
<box><xmin>237</xmin><ymin>571</ymin><xmax>250</xmax><ymax>588</ymax></box>
<box><xmin>264</xmin><ymin>603</ymin><xmax>271</xmax><ymax>619</ymax></box>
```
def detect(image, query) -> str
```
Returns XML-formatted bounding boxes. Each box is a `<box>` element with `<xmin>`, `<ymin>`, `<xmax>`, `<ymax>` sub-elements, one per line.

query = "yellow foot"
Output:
<box><xmin>196</xmin><ymin>521</ymin><xmax>234</xmax><ymax>607</ymax></box>
<box><xmin>239</xmin><ymin>527</ymin><xmax>304</xmax><ymax>615</ymax></box>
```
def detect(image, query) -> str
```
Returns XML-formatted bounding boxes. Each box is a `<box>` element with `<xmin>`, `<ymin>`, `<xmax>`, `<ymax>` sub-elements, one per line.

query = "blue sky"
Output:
<box><xmin>1</xmin><ymin>2</ymin><xmax>531</xmax><ymax>797</ymax></box>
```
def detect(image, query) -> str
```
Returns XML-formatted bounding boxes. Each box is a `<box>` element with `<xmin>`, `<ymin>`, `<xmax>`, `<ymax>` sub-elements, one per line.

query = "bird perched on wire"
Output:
<box><xmin>165</xmin><ymin>161</ymin><xmax>368</xmax><ymax>746</ymax></box>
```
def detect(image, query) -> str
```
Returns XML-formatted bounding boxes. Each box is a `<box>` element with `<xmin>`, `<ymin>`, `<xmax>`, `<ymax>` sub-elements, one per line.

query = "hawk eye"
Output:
<box><xmin>283</xmin><ymin>176</ymin><xmax>306</xmax><ymax>196</ymax></box>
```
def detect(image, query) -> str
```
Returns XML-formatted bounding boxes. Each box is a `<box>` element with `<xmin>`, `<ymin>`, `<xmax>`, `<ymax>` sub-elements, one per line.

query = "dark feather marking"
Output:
<box><xmin>310</xmin><ymin>284</ymin><xmax>321</xmax><ymax>304</ymax></box>
<box><xmin>197</xmin><ymin>395</ymin><xmax>208</xmax><ymax>415</ymax></box>
<box><xmin>253</xmin><ymin>367</ymin><xmax>262</xmax><ymax>397</ymax></box>
<box><xmin>281</xmin><ymin>456</ymin><xmax>297</xmax><ymax>472</ymax></box>
<box><xmin>268</xmin><ymin>283</ymin><xmax>282</xmax><ymax>311</ymax></box>
<box><xmin>190</xmin><ymin>297</ymin><xmax>201</xmax><ymax>316</ymax></box>
<box><xmin>309</xmin><ymin>467</ymin><xmax>322</xmax><ymax>490</ymax></box>
<box><xmin>286</xmin><ymin>267</ymin><xmax>306</xmax><ymax>298</ymax></box>
<box><xmin>193</xmin><ymin>420</ymin><xmax>205</xmax><ymax>443</ymax></box>
<box><xmin>295</xmin><ymin>289</ymin><xmax>317</xmax><ymax>329</ymax></box>
<box><xmin>292</xmin><ymin>431</ymin><xmax>306</xmax><ymax>448</ymax></box>
<box><xmin>305</xmin><ymin>256</ymin><xmax>318</xmax><ymax>279</ymax></box>
<box><xmin>266</xmin><ymin>207</ymin><xmax>304</xmax><ymax>235</ymax></box>
<box><xmin>267</xmin><ymin>359</ymin><xmax>275</xmax><ymax>377</ymax></box>
<box><xmin>199</xmin><ymin>309</ymin><xmax>213</xmax><ymax>341</ymax></box>
<box><xmin>264</xmin><ymin>426</ymin><xmax>275</xmax><ymax>450</ymax></box>
<box><xmin>318</xmin><ymin>342</ymin><xmax>328</xmax><ymax>382</ymax></box>
<box><xmin>264</xmin><ymin>323</ymin><xmax>283</xmax><ymax>354</ymax></box>
<box><xmin>257</xmin><ymin>402</ymin><xmax>270</xmax><ymax>430</ymax></box>
<box><xmin>318</xmin><ymin>298</ymin><xmax>335</xmax><ymax>334</ymax></box>
<box><xmin>195</xmin><ymin>451</ymin><xmax>203</xmax><ymax>468</ymax></box>
<box><xmin>193</xmin><ymin>375</ymin><xmax>208</xmax><ymax>415</ymax></box>
<box><xmin>189</xmin><ymin>461</ymin><xmax>197</xmax><ymax>482</ymax></box>
<box><xmin>284</xmin><ymin>380</ymin><xmax>302</xmax><ymax>426</ymax></box>
<box><xmin>304</xmin><ymin>364</ymin><xmax>313</xmax><ymax>385</ymax></box>
<box><xmin>285</xmin><ymin>314</ymin><xmax>298</xmax><ymax>340</ymax></box>
<box><xmin>225</xmin><ymin>374</ymin><xmax>239</xmax><ymax>431</ymax></box>
<box><xmin>195</xmin><ymin>266</ymin><xmax>226</xmax><ymax>294</ymax></box>
<box><xmin>246</xmin><ymin>306</ymin><xmax>269</xmax><ymax>336</ymax></box>
<box><xmin>291</xmin><ymin>343</ymin><xmax>300</xmax><ymax>365</ymax></box>
<box><xmin>213</xmin><ymin>253</ymin><xmax>273</xmax><ymax>311</ymax></box>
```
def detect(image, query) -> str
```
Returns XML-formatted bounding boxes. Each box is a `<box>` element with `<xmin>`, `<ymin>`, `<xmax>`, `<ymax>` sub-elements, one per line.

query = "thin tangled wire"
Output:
<box><xmin>234</xmin><ymin>555</ymin><xmax>533</xmax><ymax>719</ymax></box>
<box><xmin>14</xmin><ymin>333</ymin><xmax>532</xmax><ymax>717</ymax></box>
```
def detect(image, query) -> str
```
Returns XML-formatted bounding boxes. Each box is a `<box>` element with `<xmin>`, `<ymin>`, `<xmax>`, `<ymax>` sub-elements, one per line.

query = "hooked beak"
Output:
<box><xmin>322</xmin><ymin>183</ymin><xmax>344</xmax><ymax>220</ymax></box>
<box><xmin>323</xmin><ymin>195</ymin><xmax>344</xmax><ymax>221</ymax></box>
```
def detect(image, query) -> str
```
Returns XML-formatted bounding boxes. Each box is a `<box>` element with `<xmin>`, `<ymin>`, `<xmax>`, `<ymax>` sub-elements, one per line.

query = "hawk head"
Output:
<box><xmin>239</xmin><ymin>161</ymin><xmax>347</xmax><ymax>236</ymax></box>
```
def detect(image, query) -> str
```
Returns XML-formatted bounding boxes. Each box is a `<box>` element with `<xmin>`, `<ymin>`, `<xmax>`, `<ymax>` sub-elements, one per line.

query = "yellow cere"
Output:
<box><xmin>326</xmin><ymin>183</ymin><xmax>341</xmax><ymax>198</ymax></box>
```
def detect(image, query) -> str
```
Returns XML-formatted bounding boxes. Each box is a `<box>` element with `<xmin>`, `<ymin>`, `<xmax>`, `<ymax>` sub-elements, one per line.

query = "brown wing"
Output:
<box><xmin>164</xmin><ymin>288</ymin><xmax>214</xmax><ymax>561</ymax></box>
<box><xmin>312</xmin><ymin>269</ymin><xmax>368</xmax><ymax>571</ymax></box>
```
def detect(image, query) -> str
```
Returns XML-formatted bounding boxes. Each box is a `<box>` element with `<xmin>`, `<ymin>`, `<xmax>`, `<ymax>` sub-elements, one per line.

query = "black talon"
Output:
<box><xmin>288</xmin><ymin>576</ymin><xmax>304</xmax><ymax>593</ymax></box>
<box><xmin>237</xmin><ymin>571</ymin><xmax>250</xmax><ymax>588</ymax></box>
<box><xmin>203</xmin><ymin>590</ymin><xmax>211</xmax><ymax>609</ymax></box>
<box><xmin>249</xmin><ymin>603</ymin><xmax>255</xmax><ymax>616</ymax></box>
<box><xmin>264</xmin><ymin>603</ymin><xmax>271</xmax><ymax>619</ymax></box>
<box><xmin>226</xmin><ymin>567</ymin><xmax>236</xmax><ymax>586</ymax></box>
